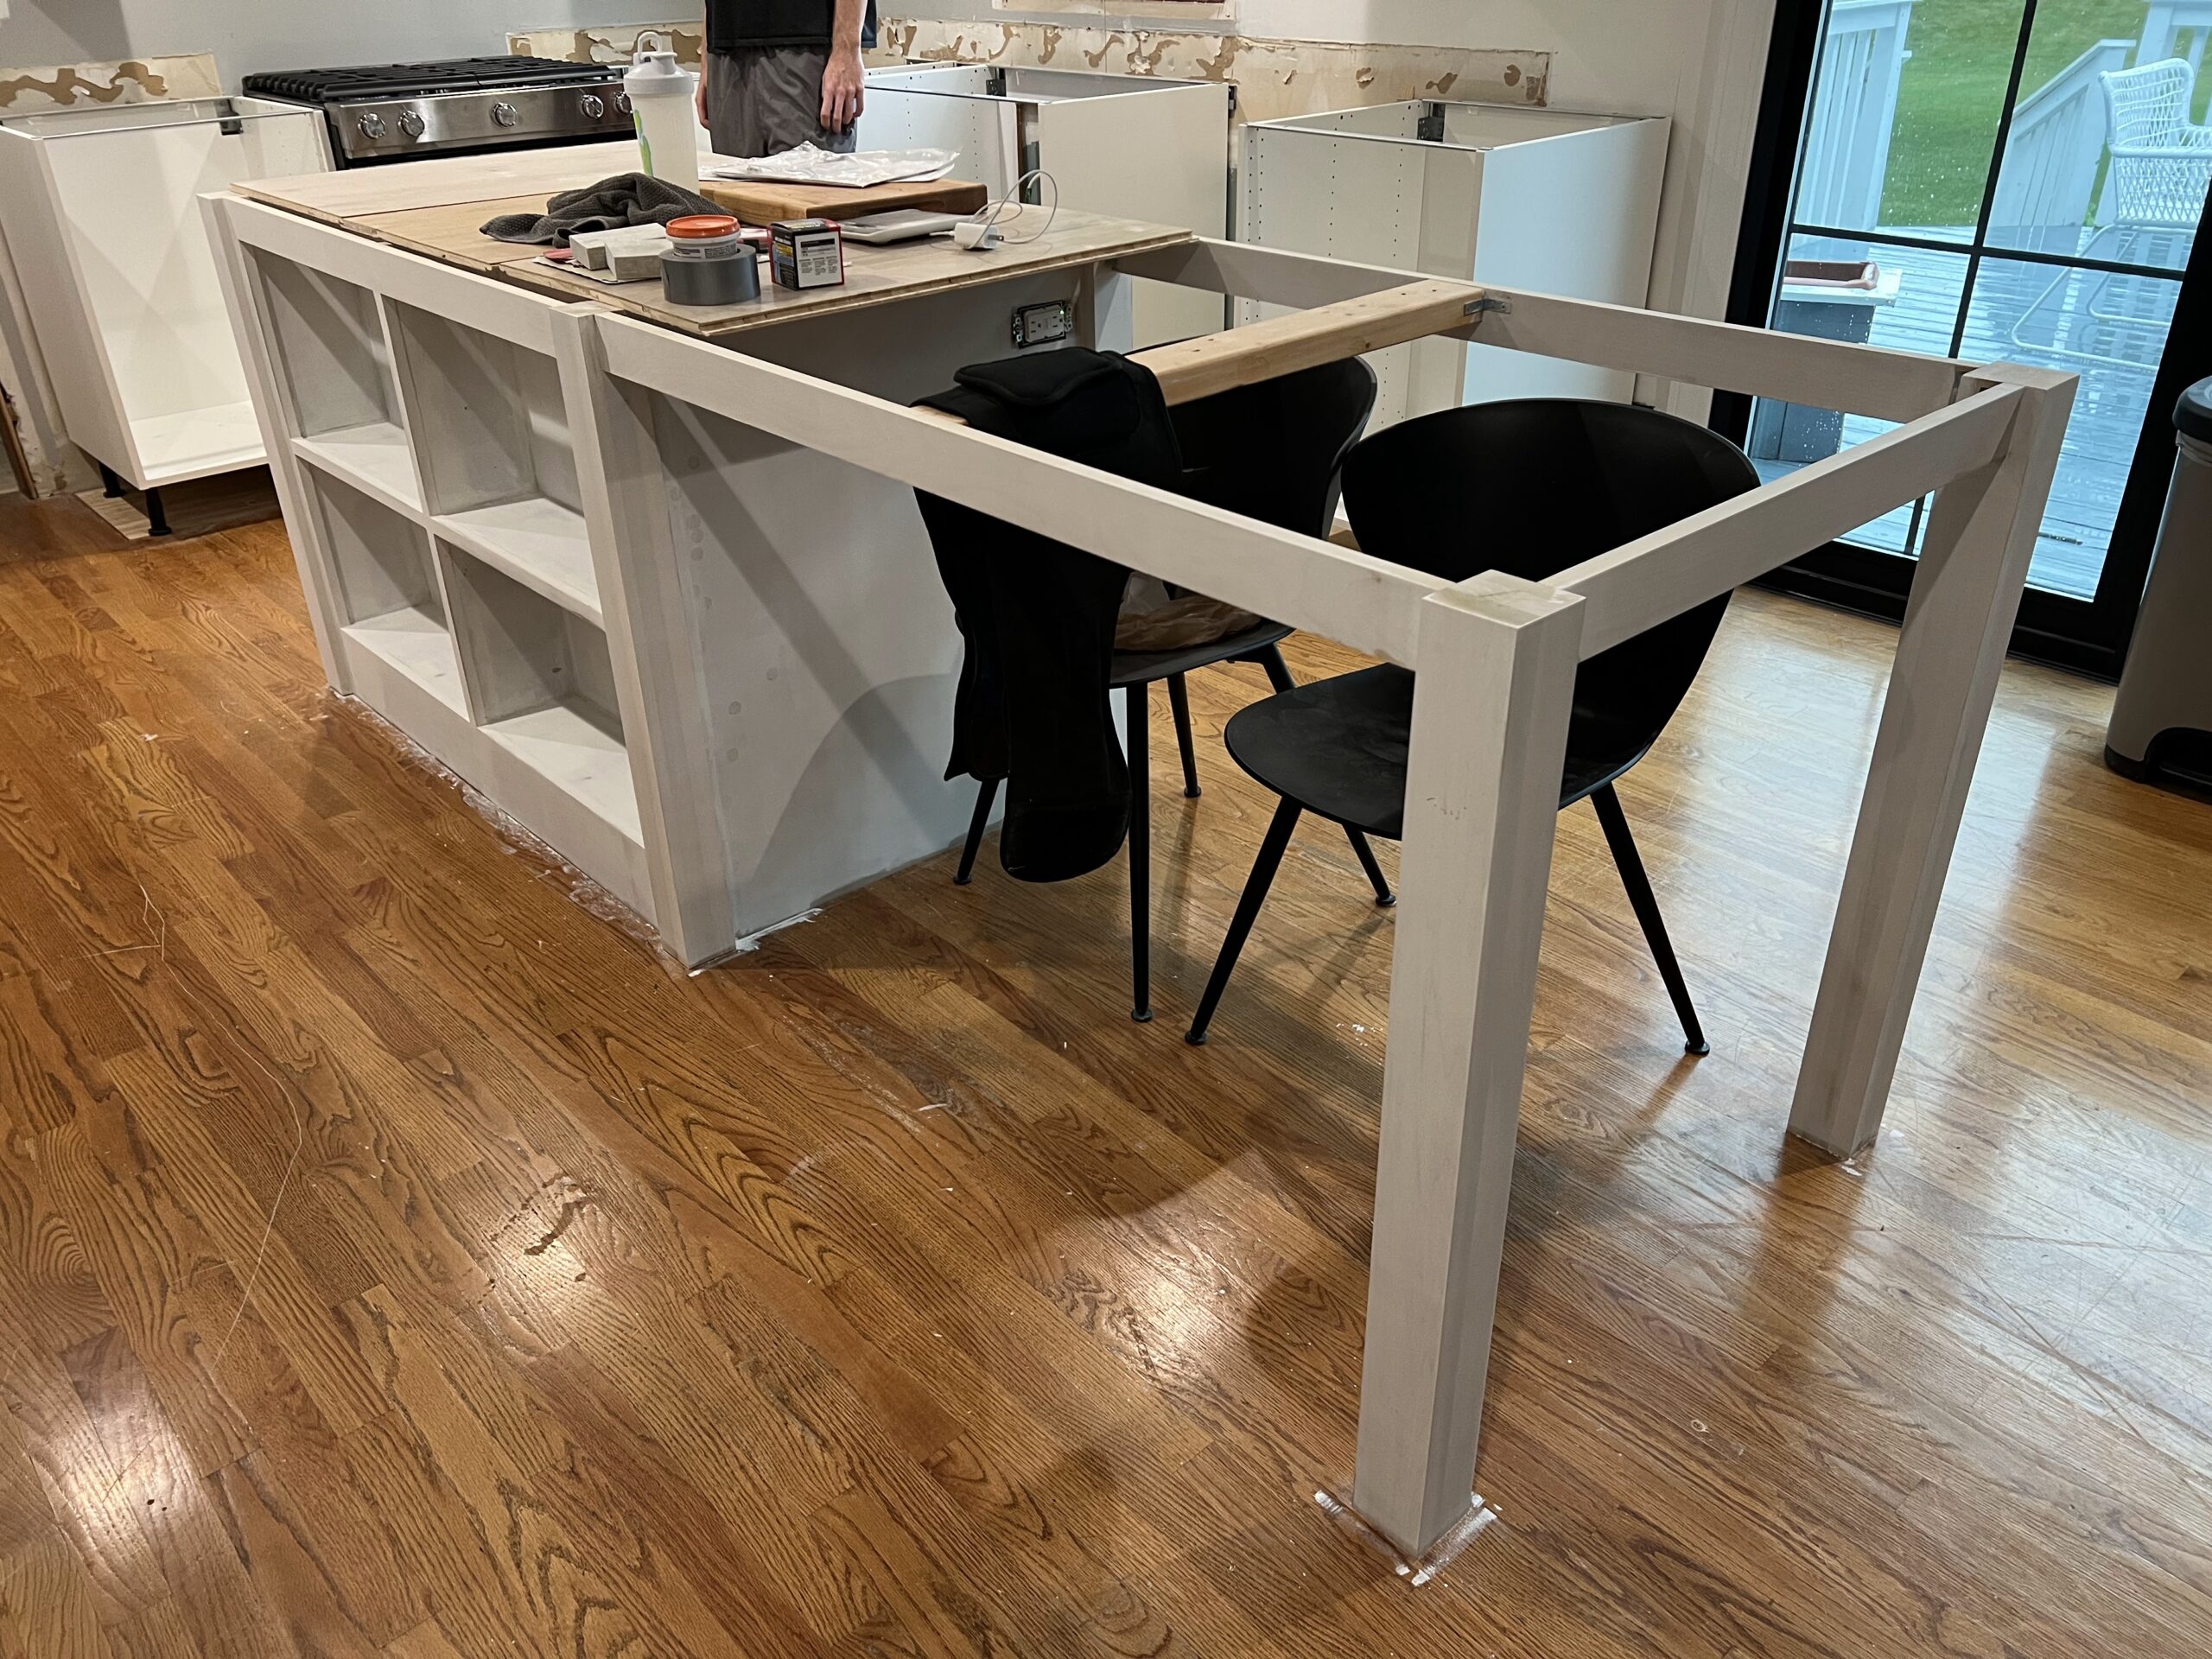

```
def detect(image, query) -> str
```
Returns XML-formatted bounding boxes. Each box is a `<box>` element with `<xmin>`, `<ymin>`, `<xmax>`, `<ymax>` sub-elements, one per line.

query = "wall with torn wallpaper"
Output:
<box><xmin>0</xmin><ymin>1</ymin><xmax>677</xmax><ymax>84</ymax></box>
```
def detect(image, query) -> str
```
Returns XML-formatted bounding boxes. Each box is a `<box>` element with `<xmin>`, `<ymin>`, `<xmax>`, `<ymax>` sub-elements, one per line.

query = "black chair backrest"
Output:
<box><xmin>1341</xmin><ymin>398</ymin><xmax>1759</xmax><ymax>772</ymax></box>
<box><xmin>1169</xmin><ymin>356</ymin><xmax>1379</xmax><ymax>537</ymax></box>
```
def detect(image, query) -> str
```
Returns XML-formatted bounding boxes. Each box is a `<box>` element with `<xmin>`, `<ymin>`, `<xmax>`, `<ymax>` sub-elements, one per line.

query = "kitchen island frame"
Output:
<box><xmin>207</xmin><ymin>182</ymin><xmax>2072</xmax><ymax>1561</ymax></box>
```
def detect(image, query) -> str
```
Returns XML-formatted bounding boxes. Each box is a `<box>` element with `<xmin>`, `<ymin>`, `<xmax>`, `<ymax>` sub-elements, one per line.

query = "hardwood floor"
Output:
<box><xmin>1</xmin><ymin>486</ymin><xmax>2208</xmax><ymax>1657</ymax></box>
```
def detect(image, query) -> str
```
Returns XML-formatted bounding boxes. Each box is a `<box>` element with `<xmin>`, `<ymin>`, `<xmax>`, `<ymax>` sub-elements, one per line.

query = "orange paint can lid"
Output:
<box><xmin>666</xmin><ymin>214</ymin><xmax>741</xmax><ymax>239</ymax></box>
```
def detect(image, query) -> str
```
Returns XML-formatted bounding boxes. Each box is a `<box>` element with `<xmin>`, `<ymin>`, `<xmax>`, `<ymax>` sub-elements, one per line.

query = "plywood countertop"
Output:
<box><xmin>235</xmin><ymin>145</ymin><xmax>1192</xmax><ymax>340</ymax></box>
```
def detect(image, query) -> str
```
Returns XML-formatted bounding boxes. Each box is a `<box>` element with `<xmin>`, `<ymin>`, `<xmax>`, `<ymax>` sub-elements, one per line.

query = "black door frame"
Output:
<box><xmin>1711</xmin><ymin>0</ymin><xmax>2212</xmax><ymax>681</ymax></box>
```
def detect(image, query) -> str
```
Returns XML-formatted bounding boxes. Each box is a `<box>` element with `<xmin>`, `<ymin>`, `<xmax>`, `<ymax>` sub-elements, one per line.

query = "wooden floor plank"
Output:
<box><xmin>2</xmin><ymin>486</ymin><xmax>2209</xmax><ymax>1655</ymax></box>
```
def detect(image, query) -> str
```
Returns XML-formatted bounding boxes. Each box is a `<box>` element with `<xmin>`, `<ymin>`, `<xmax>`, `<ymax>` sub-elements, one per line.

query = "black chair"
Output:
<box><xmin>1184</xmin><ymin>397</ymin><xmax>1761</xmax><ymax>1049</ymax></box>
<box><xmin>954</xmin><ymin>356</ymin><xmax>1394</xmax><ymax>1023</ymax></box>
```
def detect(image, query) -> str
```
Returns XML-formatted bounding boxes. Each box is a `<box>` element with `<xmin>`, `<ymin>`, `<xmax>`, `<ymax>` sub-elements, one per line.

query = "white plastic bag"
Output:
<box><xmin>707</xmin><ymin>144</ymin><xmax>959</xmax><ymax>188</ymax></box>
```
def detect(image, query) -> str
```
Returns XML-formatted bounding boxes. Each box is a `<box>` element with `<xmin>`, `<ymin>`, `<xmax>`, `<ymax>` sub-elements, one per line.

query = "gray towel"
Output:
<box><xmin>481</xmin><ymin>172</ymin><xmax>721</xmax><ymax>245</ymax></box>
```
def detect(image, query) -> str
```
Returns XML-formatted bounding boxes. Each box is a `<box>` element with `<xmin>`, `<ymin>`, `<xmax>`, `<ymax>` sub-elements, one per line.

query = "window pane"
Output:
<box><xmin>1957</xmin><ymin>254</ymin><xmax>2180</xmax><ymax>597</ymax></box>
<box><xmin>1751</xmin><ymin>234</ymin><xmax>1970</xmax><ymax>555</ymax></box>
<box><xmin>1986</xmin><ymin>3</ymin><xmax>2209</xmax><ymax>267</ymax></box>
<box><xmin>1796</xmin><ymin>0</ymin><xmax>2016</xmax><ymax>243</ymax></box>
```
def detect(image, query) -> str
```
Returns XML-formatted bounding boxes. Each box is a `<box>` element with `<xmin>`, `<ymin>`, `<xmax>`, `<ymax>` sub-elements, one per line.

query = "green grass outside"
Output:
<box><xmin>1876</xmin><ymin>0</ymin><xmax>2200</xmax><ymax>227</ymax></box>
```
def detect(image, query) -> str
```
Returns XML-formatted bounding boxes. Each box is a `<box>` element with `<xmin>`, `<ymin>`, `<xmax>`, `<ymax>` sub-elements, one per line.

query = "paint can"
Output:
<box><xmin>661</xmin><ymin>214</ymin><xmax>760</xmax><ymax>306</ymax></box>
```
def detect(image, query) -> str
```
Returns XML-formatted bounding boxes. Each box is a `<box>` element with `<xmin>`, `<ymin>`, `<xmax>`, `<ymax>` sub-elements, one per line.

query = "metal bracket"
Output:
<box><xmin>1464</xmin><ymin>296</ymin><xmax>1512</xmax><ymax>321</ymax></box>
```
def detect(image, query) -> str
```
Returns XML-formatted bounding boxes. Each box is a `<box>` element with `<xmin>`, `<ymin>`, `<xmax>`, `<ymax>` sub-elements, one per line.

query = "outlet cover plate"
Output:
<box><xmin>1012</xmin><ymin>299</ymin><xmax>1075</xmax><ymax>349</ymax></box>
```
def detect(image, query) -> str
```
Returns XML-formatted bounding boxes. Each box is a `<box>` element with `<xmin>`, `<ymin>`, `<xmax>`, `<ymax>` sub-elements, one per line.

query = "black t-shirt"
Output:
<box><xmin>706</xmin><ymin>0</ymin><xmax>878</xmax><ymax>51</ymax></box>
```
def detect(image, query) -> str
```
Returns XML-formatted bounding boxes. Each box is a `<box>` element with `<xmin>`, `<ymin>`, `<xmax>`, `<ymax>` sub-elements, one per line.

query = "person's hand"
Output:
<box><xmin>820</xmin><ymin>47</ymin><xmax>865</xmax><ymax>133</ymax></box>
<box><xmin>694</xmin><ymin>74</ymin><xmax>709</xmax><ymax>131</ymax></box>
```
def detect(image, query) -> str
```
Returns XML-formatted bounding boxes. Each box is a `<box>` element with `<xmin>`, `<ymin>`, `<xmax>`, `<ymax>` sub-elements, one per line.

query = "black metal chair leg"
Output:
<box><xmin>1166</xmin><ymin>672</ymin><xmax>1201</xmax><ymax>798</ymax></box>
<box><xmin>1187</xmin><ymin>798</ymin><xmax>1301</xmax><ymax>1046</ymax></box>
<box><xmin>1126</xmin><ymin>683</ymin><xmax>1153</xmax><ymax>1022</ymax></box>
<box><xmin>98</xmin><ymin>463</ymin><xmax>123</xmax><ymax>499</ymax></box>
<box><xmin>1589</xmin><ymin>783</ymin><xmax>1708</xmax><ymax>1055</ymax></box>
<box><xmin>1346</xmin><ymin>830</ymin><xmax>1396</xmax><ymax>906</ymax></box>
<box><xmin>144</xmin><ymin>487</ymin><xmax>171</xmax><ymax>537</ymax></box>
<box><xmin>1254</xmin><ymin>643</ymin><xmax>1296</xmax><ymax>694</ymax></box>
<box><xmin>953</xmin><ymin>776</ymin><xmax>999</xmax><ymax>885</ymax></box>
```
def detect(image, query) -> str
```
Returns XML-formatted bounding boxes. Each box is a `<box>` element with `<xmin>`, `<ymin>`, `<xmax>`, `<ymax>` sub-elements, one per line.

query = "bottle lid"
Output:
<box><xmin>2177</xmin><ymin>376</ymin><xmax>2211</xmax><ymax>444</ymax></box>
<box><xmin>626</xmin><ymin>49</ymin><xmax>696</xmax><ymax>93</ymax></box>
<box><xmin>666</xmin><ymin>214</ymin><xmax>741</xmax><ymax>239</ymax></box>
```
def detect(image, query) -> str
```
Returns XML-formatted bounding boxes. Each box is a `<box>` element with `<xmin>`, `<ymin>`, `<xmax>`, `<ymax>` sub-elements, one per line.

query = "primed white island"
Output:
<box><xmin>205</xmin><ymin>143</ymin><xmax>1184</xmax><ymax>965</ymax></box>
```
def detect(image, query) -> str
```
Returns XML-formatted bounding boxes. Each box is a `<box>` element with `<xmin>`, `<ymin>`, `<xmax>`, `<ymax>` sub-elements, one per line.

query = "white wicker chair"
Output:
<box><xmin>2101</xmin><ymin>57</ymin><xmax>2212</xmax><ymax>236</ymax></box>
<box><xmin>2011</xmin><ymin>58</ymin><xmax>2205</xmax><ymax>367</ymax></box>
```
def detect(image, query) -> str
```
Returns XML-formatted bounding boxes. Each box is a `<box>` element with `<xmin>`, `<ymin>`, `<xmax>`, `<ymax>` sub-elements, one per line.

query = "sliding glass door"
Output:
<box><xmin>1722</xmin><ymin>0</ymin><xmax>2212</xmax><ymax>676</ymax></box>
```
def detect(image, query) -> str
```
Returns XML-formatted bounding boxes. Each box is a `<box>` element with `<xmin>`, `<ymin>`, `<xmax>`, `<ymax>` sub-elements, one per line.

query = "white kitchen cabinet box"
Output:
<box><xmin>861</xmin><ymin>63</ymin><xmax>1230</xmax><ymax>345</ymax></box>
<box><xmin>0</xmin><ymin>97</ymin><xmax>331</xmax><ymax>520</ymax></box>
<box><xmin>1239</xmin><ymin>100</ymin><xmax>1669</xmax><ymax>427</ymax></box>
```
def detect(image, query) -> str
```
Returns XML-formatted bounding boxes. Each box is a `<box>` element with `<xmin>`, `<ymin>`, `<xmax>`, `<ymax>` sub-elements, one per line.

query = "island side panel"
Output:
<box><xmin>657</xmin><ymin>269</ymin><xmax>1128</xmax><ymax>944</ymax></box>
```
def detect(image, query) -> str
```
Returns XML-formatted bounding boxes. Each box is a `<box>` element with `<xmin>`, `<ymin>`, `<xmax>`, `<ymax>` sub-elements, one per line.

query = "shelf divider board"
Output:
<box><xmin>340</xmin><ymin>606</ymin><xmax>467</xmax><ymax>716</ymax></box>
<box><xmin>435</xmin><ymin>497</ymin><xmax>601</xmax><ymax>625</ymax></box>
<box><xmin>293</xmin><ymin>422</ymin><xmax>422</xmax><ymax>516</ymax></box>
<box><xmin>482</xmin><ymin>702</ymin><xmax>643</xmax><ymax>847</ymax></box>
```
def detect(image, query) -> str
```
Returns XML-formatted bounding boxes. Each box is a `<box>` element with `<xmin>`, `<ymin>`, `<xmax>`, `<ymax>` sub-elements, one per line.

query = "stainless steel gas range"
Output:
<box><xmin>241</xmin><ymin>56</ymin><xmax>634</xmax><ymax>168</ymax></box>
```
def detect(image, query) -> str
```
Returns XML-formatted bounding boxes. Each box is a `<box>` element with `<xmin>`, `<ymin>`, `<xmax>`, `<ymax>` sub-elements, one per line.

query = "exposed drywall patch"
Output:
<box><xmin>0</xmin><ymin>53</ymin><xmax>219</xmax><ymax>115</ymax></box>
<box><xmin>994</xmin><ymin>0</ymin><xmax>1236</xmax><ymax>22</ymax></box>
<box><xmin>876</xmin><ymin>20</ymin><xmax>1547</xmax><ymax>122</ymax></box>
<box><xmin>511</xmin><ymin>21</ymin><xmax>1548</xmax><ymax>125</ymax></box>
<box><xmin>509</xmin><ymin>23</ymin><xmax>705</xmax><ymax>67</ymax></box>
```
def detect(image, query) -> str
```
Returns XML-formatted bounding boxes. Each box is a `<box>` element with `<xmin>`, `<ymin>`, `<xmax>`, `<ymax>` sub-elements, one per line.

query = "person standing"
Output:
<box><xmin>695</xmin><ymin>0</ymin><xmax>876</xmax><ymax>159</ymax></box>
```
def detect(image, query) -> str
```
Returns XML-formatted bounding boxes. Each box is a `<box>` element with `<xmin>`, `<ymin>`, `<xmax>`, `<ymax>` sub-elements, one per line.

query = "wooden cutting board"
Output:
<box><xmin>698</xmin><ymin>175</ymin><xmax>989</xmax><ymax>226</ymax></box>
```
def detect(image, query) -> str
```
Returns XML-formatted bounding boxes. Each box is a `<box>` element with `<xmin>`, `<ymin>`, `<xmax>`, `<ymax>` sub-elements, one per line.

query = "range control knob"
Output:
<box><xmin>356</xmin><ymin>111</ymin><xmax>388</xmax><ymax>140</ymax></box>
<box><xmin>581</xmin><ymin>93</ymin><xmax>605</xmax><ymax>119</ymax></box>
<box><xmin>397</xmin><ymin>109</ymin><xmax>426</xmax><ymax>139</ymax></box>
<box><xmin>491</xmin><ymin>100</ymin><xmax>519</xmax><ymax>128</ymax></box>
<box><xmin>615</xmin><ymin>92</ymin><xmax>632</xmax><ymax>116</ymax></box>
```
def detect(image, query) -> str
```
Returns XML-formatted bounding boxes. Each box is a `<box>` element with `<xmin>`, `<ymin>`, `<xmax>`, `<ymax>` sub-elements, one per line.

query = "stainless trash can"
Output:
<box><xmin>2107</xmin><ymin>376</ymin><xmax>2212</xmax><ymax>793</ymax></box>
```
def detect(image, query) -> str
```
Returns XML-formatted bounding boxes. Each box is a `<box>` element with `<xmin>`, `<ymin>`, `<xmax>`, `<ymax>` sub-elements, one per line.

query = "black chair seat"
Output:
<box><xmin>1224</xmin><ymin>664</ymin><xmax>1663</xmax><ymax>840</ymax></box>
<box><xmin>1111</xmin><ymin>621</ymin><xmax>1294</xmax><ymax>689</ymax></box>
<box><xmin>1223</xmin><ymin>664</ymin><xmax>1413</xmax><ymax>837</ymax></box>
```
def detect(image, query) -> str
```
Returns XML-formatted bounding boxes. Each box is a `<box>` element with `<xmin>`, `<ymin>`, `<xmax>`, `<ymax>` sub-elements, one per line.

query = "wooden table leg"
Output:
<box><xmin>1788</xmin><ymin>364</ymin><xmax>2075</xmax><ymax>1155</ymax></box>
<box><xmin>1351</xmin><ymin>573</ymin><xmax>1584</xmax><ymax>1558</ymax></box>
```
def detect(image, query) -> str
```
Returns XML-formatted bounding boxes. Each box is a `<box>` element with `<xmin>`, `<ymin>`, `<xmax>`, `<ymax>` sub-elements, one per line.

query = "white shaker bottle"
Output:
<box><xmin>626</xmin><ymin>49</ymin><xmax>700</xmax><ymax>194</ymax></box>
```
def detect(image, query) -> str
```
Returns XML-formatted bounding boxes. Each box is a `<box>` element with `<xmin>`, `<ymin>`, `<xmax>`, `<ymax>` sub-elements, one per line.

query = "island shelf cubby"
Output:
<box><xmin>213</xmin><ymin>208</ymin><xmax>649</xmax><ymax>918</ymax></box>
<box><xmin>258</xmin><ymin>258</ymin><xmax>419</xmax><ymax>513</ymax></box>
<box><xmin>385</xmin><ymin>301</ymin><xmax>602</xmax><ymax>626</ymax></box>
<box><xmin>309</xmin><ymin>467</ymin><xmax>462</xmax><ymax>718</ymax></box>
<box><xmin>440</xmin><ymin>543</ymin><xmax>638</xmax><ymax>849</ymax></box>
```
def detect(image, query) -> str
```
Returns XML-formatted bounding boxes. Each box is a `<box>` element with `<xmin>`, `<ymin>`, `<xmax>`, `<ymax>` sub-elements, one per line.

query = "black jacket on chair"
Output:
<box><xmin>914</xmin><ymin>350</ymin><xmax>1184</xmax><ymax>885</ymax></box>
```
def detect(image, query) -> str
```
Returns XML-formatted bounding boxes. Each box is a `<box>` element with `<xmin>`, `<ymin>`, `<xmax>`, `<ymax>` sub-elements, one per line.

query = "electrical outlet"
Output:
<box><xmin>1012</xmin><ymin>299</ymin><xmax>1075</xmax><ymax>349</ymax></box>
